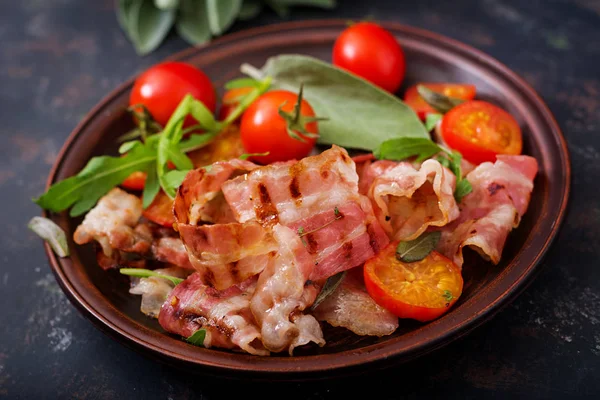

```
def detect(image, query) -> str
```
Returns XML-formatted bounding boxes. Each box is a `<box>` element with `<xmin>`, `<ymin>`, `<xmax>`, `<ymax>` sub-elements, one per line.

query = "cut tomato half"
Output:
<box><xmin>404</xmin><ymin>83</ymin><xmax>476</xmax><ymax>120</ymax></box>
<box><xmin>142</xmin><ymin>191</ymin><xmax>175</xmax><ymax>227</ymax></box>
<box><xmin>364</xmin><ymin>242</ymin><xmax>463</xmax><ymax>322</ymax></box>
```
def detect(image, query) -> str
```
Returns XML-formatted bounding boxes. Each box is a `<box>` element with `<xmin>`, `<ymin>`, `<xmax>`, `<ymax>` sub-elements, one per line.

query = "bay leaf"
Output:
<box><xmin>259</xmin><ymin>55</ymin><xmax>428</xmax><ymax>151</ymax></box>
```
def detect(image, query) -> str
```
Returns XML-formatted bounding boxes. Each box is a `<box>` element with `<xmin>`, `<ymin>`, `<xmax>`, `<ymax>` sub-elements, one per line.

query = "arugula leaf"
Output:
<box><xmin>373</xmin><ymin>137</ymin><xmax>443</xmax><ymax>162</ymax></box>
<box><xmin>417</xmin><ymin>85</ymin><xmax>465</xmax><ymax>114</ymax></box>
<box><xmin>224</xmin><ymin>77</ymin><xmax>261</xmax><ymax>90</ymax></box>
<box><xmin>28</xmin><ymin>217</ymin><xmax>70</xmax><ymax>257</ymax></box>
<box><xmin>239</xmin><ymin>152</ymin><xmax>269</xmax><ymax>160</ymax></box>
<box><xmin>425</xmin><ymin>113</ymin><xmax>443</xmax><ymax>131</ymax></box>
<box><xmin>187</xmin><ymin>329</ymin><xmax>207</xmax><ymax>346</ymax></box>
<box><xmin>142</xmin><ymin>163</ymin><xmax>160</xmax><ymax>208</ymax></box>
<box><xmin>258</xmin><ymin>55</ymin><xmax>428</xmax><ymax>150</ymax></box>
<box><xmin>454</xmin><ymin>179</ymin><xmax>473</xmax><ymax>203</ymax></box>
<box><xmin>396</xmin><ymin>231</ymin><xmax>441</xmax><ymax>263</ymax></box>
<box><xmin>162</xmin><ymin>169</ymin><xmax>189</xmax><ymax>193</ymax></box>
<box><xmin>34</xmin><ymin>142</ymin><xmax>155</xmax><ymax>217</ymax></box>
<box><xmin>120</xmin><ymin>268</ymin><xmax>184</xmax><ymax>285</ymax></box>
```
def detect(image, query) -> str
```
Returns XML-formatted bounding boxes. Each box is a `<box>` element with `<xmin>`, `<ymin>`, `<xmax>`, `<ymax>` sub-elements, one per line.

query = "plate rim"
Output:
<box><xmin>42</xmin><ymin>19</ymin><xmax>571</xmax><ymax>376</ymax></box>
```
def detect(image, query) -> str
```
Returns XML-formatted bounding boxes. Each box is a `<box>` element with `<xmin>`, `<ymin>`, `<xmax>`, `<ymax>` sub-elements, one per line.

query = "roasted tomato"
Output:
<box><xmin>129</xmin><ymin>61</ymin><xmax>216</xmax><ymax>128</ymax></box>
<box><xmin>403</xmin><ymin>83</ymin><xmax>477</xmax><ymax>120</ymax></box>
<box><xmin>364</xmin><ymin>242</ymin><xmax>463</xmax><ymax>322</ymax></box>
<box><xmin>218</xmin><ymin>87</ymin><xmax>254</xmax><ymax>121</ymax></box>
<box><xmin>441</xmin><ymin>100</ymin><xmax>522</xmax><ymax>164</ymax></box>
<box><xmin>240</xmin><ymin>89</ymin><xmax>319</xmax><ymax>164</ymax></box>
<box><xmin>333</xmin><ymin>22</ymin><xmax>405</xmax><ymax>93</ymax></box>
<box><xmin>142</xmin><ymin>191</ymin><xmax>175</xmax><ymax>227</ymax></box>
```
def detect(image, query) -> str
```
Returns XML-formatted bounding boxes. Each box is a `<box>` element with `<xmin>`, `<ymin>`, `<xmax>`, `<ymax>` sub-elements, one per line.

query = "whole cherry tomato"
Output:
<box><xmin>333</xmin><ymin>22</ymin><xmax>406</xmax><ymax>93</ymax></box>
<box><xmin>441</xmin><ymin>100</ymin><xmax>522</xmax><ymax>164</ymax></box>
<box><xmin>404</xmin><ymin>83</ymin><xmax>477</xmax><ymax>120</ymax></box>
<box><xmin>129</xmin><ymin>61</ymin><xmax>216</xmax><ymax>128</ymax></box>
<box><xmin>240</xmin><ymin>89</ymin><xmax>319</xmax><ymax>164</ymax></box>
<box><xmin>364</xmin><ymin>242</ymin><xmax>463</xmax><ymax>322</ymax></box>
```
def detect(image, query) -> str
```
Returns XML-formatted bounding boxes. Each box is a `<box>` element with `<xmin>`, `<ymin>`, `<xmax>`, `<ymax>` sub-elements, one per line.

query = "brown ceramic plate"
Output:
<box><xmin>43</xmin><ymin>20</ymin><xmax>570</xmax><ymax>379</ymax></box>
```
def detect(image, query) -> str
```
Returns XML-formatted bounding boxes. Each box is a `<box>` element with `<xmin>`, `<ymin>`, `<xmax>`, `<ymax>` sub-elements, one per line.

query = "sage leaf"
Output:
<box><xmin>120</xmin><ymin>268</ymin><xmax>184</xmax><ymax>285</ymax></box>
<box><xmin>176</xmin><ymin>0</ymin><xmax>212</xmax><ymax>45</ymax></box>
<box><xmin>206</xmin><ymin>0</ymin><xmax>243</xmax><ymax>36</ymax></box>
<box><xmin>259</xmin><ymin>55</ymin><xmax>428</xmax><ymax>151</ymax></box>
<box><xmin>396</xmin><ymin>231</ymin><xmax>441</xmax><ymax>263</ymax></box>
<box><xmin>28</xmin><ymin>217</ymin><xmax>70</xmax><ymax>257</ymax></box>
<box><xmin>425</xmin><ymin>113</ymin><xmax>443</xmax><ymax>132</ymax></box>
<box><xmin>310</xmin><ymin>271</ymin><xmax>346</xmax><ymax>310</ymax></box>
<box><xmin>454</xmin><ymin>179</ymin><xmax>473</xmax><ymax>203</ymax></box>
<box><xmin>374</xmin><ymin>137</ymin><xmax>443</xmax><ymax>162</ymax></box>
<box><xmin>265</xmin><ymin>0</ymin><xmax>290</xmax><ymax>17</ymax></box>
<box><xmin>277</xmin><ymin>0</ymin><xmax>336</xmax><ymax>8</ymax></box>
<box><xmin>417</xmin><ymin>85</ymin><xmax>465</xmax><ymax>114</ymax></box>
<box><xmin>238</xmin><ymin>0</ymin><xmax>263</xmax><ymax>20</ymax></box>
<box><xmin>117</xmin><ymin>0</ymin><xmax>140</xmax><ymax>40</ymax></box>
<box><xmin>154</xmin><ymin>0</ymin><xmax>179</xmax><ymax>10</ymax></box>
<box><xmin>128</xmin><ymin>0</ymin><xmax>176</xmax><ymax>55</ymax></box>
<box><xmin>187</xmin><ymin>329</ymin><xmax>207</xmax><ymax>346</ymax></box>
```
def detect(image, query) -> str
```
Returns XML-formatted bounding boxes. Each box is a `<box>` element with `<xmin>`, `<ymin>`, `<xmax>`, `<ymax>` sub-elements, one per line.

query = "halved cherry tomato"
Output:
<box><xmin>441</xmin><ymin>100</ymin><xmax>522</xmax><ymax>164</ymax></box>
<box><xmin>121</xmin><ymin>171</ymin><xmax>147</xmax><ymax>191</ymax></box>
<box><xmin>218</xmin><ymin>87</ymin><xmax>254</xmax><ymax>121</ymax></box>
<box><xmin>130</xmin><ymin>62</ymin><xmax>216</xmax><ymax>128</ymax></box>
<box><xmin>240</xmin><ymin>90</ymin><xmax>318</xmax><ymax>164</ymax></box>
<box><xmin>403</xmin><ymin>83</ymin><xmax>476</xmax><ymax>120</ymax></box>
<box><xmin>364</xmin><ymin>242</ymin><xmax>463</xmax><ymax>322</ymax></box>
<box><xmin>142</xmin><ymin>191</ymin><xmax>175</xmax><ymax>227</ymax></box>
<box><xmin>333</xmin><ymin>22</ymin><xmax>405</xmax><ymax>93</ymax></box>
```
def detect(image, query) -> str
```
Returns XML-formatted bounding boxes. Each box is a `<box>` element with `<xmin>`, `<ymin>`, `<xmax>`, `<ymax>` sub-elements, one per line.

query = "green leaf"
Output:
<box><xmin>128</xmin><ymin>0</ymin><xmax>176</xmax><ymax>55</ymax></box>
<box><xmin>118</xmin><ymin>140</ymin><xmax>141</xmax><ymax>154</ymax></box>
<box><xmin>117</xmin><ymin>0</ymin><xmax>140</xmax><ymax>41</ymax></box>
<box><xmin>176</xmin><ymin>0</ymin><xmax>212</xmax><ymax>46</ymax></box>
<box><xmin>239</xmin><ymin>152</ymin><xmax>269</xmax><ymax>160</ymax></box>
<box><xmin>206</xmin><ymin>0</ymin><xmax>243</xmax><ymax>36</ymax></box>
<box><xmin>120</xmin><ymin>268</ymin><xmax>184</xmax><ymax>285</ymax></box>
<box><xmin>417</xmin><ymin>85</ymin><xmax>465</xmax><ymax>114</ymax></box>
<box><xmin>374</xmin><ymin>137</ymin><xmax>443</xmax><ymax>162</ymax></box>
<box><xmin>277</xmin><ymin>0</ymin><xmax>336</xmax><ymax>8</ymax></box>
<box><xmin>28</xmin><ymin>217</ymin><xmax>70</xmax><ymax>257</ymax></box>
<box><xmin>154</xmin><ymin>0</ymin><xmax>179</xmax><ymax>10</ymax></box>
<box><xmin>265</xmin><ymin>0</ymin><xmax>290</xmax><ymax>17</ymax></box>
<box><xmin>454</xmin><ymin>179</ymin><xmax>473</xmax><ymax>203</ymax></box>
<box><xmin>142</xmin><ymin>163</ymin><xmax>160</xmax><ymax>208</ymax></box>
<box><xmin>425</xmin><ymin>113</ymin><xmax>443</xmax><ymax>132</ymax></box>
<box><xmin>224</xmin><ymin>77</ymin><xmax>260</xmax><ymax>90</ymax></box>
<box><xmin>238</xmin><ymin>0</ymin><xmax>263</xmax><ymax>20</ymax></box>
<box><xmin>34</xmin><ymin>143</ymin><xmax>155</xmax><ymax>217</ymax></box>
<box><xmin>259</xmin><ymin>55</ymin><xmax>428</xmax><ymax>151</ymax></box>
<box><xmin>310</xmin><ymin>271</ymin><xmax>346</xmax><ymax>310</ymax></box>
<box><xmin>396</xmin><ymin>231</ymin><xmax>442</xmax><ymax>263</ymax></box>
<box><xmin>442</xmin><ymin>290</ymin><xmax>453</xmax><ymax>302</ymax></box>
<box><xmin>163</xmin><ymin>169</ymin><xmax>190</xmax><ymax>192</ymax></box>
<box><xmin>189</xmin><ymin>99</ymin><xmax>217</xmax><ymax>132</ymax></box>
<box><xmin>187</xmin><ymin>329</ymin><xmax>207</xmax><ymax>346</ymax></box>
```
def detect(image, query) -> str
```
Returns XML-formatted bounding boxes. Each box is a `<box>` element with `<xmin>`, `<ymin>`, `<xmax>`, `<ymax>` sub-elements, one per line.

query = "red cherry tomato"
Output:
<box><xmin>364</xmin><ymin>242</ymin><xmax>463</xmax><ymax>322</ymax></box>
<box><xmin>129</xmin><ymin>62</ymin><xmax>216</xmax><ymax>128</ymax></box>
<box><xmin>121</xmin><ymin>171</ymin><xmax>146</xmax><ymax>191</ymax></box>
<box><xmin>441</xmin><ymin>100</ymin><xmax>522</xmax><ymax>164</ymax></box>
<box><xmin>332</xmin><ymin>22</ymin><xmax>405</xmax><ymax>93</ymax></box>
<box><xmin>404</xmin><ymin>83</ymin><xmax>477</xmax><ymax>120</ymax></box>
<box><xmin>218</xmin><ymin>87</ymin><xmax>254</xmax><ymax>121</ymax></box>
<box><xmin>240</xmin><ymin>90</ymin><xmax>318</xmax><ymax>164</ymax></box>
<box><xmin>142</xmin><ymin>191</ymin><xmax>175</xmax><ymax>227</ymax></box>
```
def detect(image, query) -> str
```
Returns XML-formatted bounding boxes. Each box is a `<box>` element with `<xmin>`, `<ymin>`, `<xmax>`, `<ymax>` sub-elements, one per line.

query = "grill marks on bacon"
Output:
<box><xmin>364</xmin><ymin>160</ymin><xmax>460</xmax><ymax>241</ymax></box>
<box><xmin>221</xmin><ymin>146</ymin><xmax>389</xmax><ymax>280</ymax></box>
<box><xmin>250</xmin><ymin>225</ymin><xmax>325</xmax><ymax>354</ymax></box>
<box><xmin>159</xmin><ymin>273</ymin><xmax>268</xmax><ymax>356</ymax></box>
<box><xmin>436</xmin><ymin>155</ymin><xmax>538</xmax><ymax>267</ymax></box>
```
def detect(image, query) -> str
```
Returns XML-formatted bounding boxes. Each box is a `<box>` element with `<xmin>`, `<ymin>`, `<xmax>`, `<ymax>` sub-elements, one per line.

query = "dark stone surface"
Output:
<box><xmin>1</xmin><ymin>0</ymin><xmax>598</xmax><ymax>398</ymax></box>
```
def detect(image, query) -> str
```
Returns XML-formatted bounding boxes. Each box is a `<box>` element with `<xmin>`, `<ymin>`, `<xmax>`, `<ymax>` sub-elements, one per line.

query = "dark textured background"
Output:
<box><xmin>1</xmin><ymin>0</ymin><xmax>599</xmax><ymax>398</ymax></box>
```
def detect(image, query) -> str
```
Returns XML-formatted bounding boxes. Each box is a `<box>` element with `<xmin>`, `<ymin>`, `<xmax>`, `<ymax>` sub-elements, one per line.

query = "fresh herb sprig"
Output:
<box><xmin>395</xmin><ymin>231</ymin><xmax>441</xmax><ymax>263</ymax></box>
<box><xmin>120</xmin><ymin>268</ymin><xmax>184</xmax><ymax>285</ymax></box>
<box><xmin>34</xmin><ymin>76</ymin><xmax>271</xmax><ymax>216</ymax></box>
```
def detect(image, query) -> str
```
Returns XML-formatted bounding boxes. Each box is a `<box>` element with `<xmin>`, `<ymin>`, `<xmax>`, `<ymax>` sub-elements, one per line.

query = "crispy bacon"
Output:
<box><xmin>74</xmin><ymin>188</ymin><xmax>152</xmax><ymax>256</ymax></box>
<box><xmin>129</xmin><ymin>267</ymin><xmax>192</xmax><ymax>318</ymax></box>
<box><xmin>313</xmin><ymin>268</ymin><xmax>398</xmax><ymax>336</ymax></box>
<box><xmin>437</xmin><ymin>155</ymin><xmax>538</xmax><ymax>266</ymax></box>
<box><xmin>365</xmin><ymin>159</ymin><xmax>460</xmax><ymax>241</ymax></box>
<box><xmin>250</xmin><ymin>224</ymin><xmax>325</xmax><ymax>354</ymax></box>
<box><xmin>222</xmin><ymin>146</ymin><xmax>389</xmax><ymax>280</ymax></box>
<box><xmin>159</xmin><ymin>273</ymin><xmax>268</xmax><ymax>356</ymax></box>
